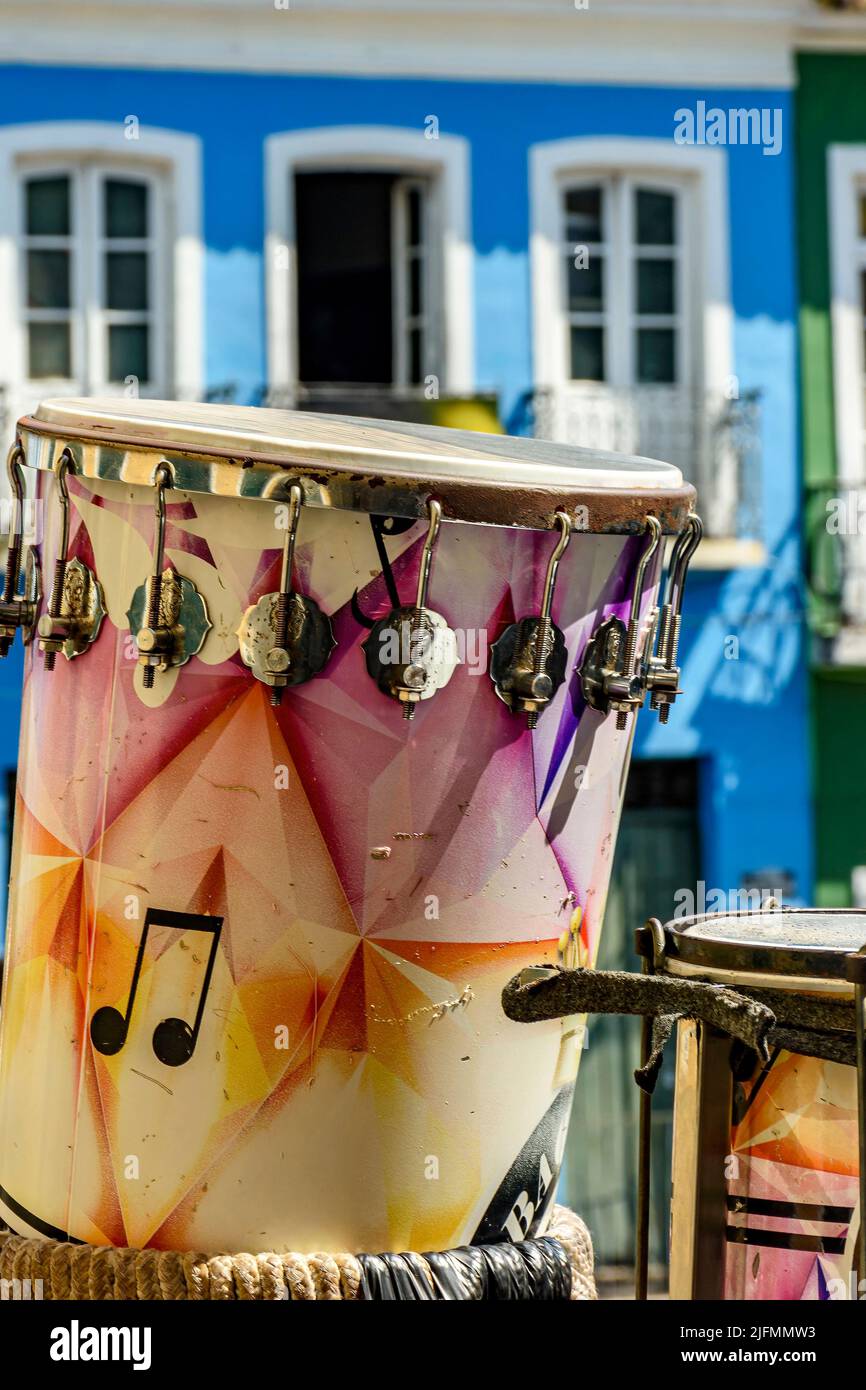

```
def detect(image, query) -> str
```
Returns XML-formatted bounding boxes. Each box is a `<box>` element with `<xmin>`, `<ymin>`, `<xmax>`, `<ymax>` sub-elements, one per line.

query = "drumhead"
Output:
<box><xmin>18</xmin><ymin>397</ymin><xmax>695</xmax><ymax>533</ymax></box>
<box><xmin>663</xmin><ymin>908</ymin><xmax>866</xmax><ymax>991</ymax></box>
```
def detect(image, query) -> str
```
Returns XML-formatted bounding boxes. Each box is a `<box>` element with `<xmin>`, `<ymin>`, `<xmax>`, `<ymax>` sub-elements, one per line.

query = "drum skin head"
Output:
<box><xmin>19</xmin><ymin>396</ymin><xmax>695</xmax><ymax>535</ymax></box>
<box><xmin>663</xmin><ymin>907</ymin><xmax>866</xmax><ymax>985</ymax></box>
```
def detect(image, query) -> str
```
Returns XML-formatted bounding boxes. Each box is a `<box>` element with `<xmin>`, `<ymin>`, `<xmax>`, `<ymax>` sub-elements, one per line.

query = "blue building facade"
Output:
<box><xmin>0</xmin><ymin>54</ymin><xmax>812</xmax><ymax>926</ymax></box>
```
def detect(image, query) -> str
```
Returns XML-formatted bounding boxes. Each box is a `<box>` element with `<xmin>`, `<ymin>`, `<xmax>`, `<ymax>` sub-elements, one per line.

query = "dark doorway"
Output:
<box><xmin>295</xmin><ymin>171</ymin><xmax>397</xmax><ymax>386</ymax></box>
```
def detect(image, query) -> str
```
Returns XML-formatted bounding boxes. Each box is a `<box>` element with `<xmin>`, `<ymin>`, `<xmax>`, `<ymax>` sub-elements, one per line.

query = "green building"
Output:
<box><xmin>799</xmin><ymin>46</ymin><xmax>866</xmax><ymax>906</ymax></box>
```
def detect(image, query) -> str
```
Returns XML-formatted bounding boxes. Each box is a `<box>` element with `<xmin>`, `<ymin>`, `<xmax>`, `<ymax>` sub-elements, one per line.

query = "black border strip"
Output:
<box><xmin>727</xmin><ymin>1194</ymin><xmax>853</xmax><ymax>1224</ymax></box>
<box><xmin>726</xmin><ymin>1224</ymin><xmax>847</xmax><ymax>1254</ymax></box>
<box><xmin>0</xmin><ymin>1184</ymin><xmax>83</xmax><ymax>1244</ymax></box>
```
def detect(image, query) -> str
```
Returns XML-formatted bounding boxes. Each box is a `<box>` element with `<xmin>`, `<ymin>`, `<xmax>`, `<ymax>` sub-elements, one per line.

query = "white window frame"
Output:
<box><xmin>530</xmin><ymin>136</ymin><xmax>732</xmax><ymax>393</ymax></box>
<box><xmin>828</xmin><ymin>145</ymin><xmax>866</xmax><ymax>487</ymax></box>
<box><xmin>0</xmin><ymin>122</ymin><xmax>203</xmax><ymax>405</ymax></box>
<box><xmin>18</xmin><ymin>160</ymin><xmax>168</xmax><ymax>394</ymax></box>
<box><xmin>264</xmin><ymin>126</ymin><xmax>473</xmax><ymax>396</ymax></box>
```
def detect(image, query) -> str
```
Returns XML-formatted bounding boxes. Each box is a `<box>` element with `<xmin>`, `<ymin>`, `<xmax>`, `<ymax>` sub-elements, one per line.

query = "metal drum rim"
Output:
<box><xmin>17</xmin><ymin>401</ymin><xmax>696</xmax><ymax>533</ymax></box>
<box><xmin>662</xmin><ymin>906</ymin><xmax>866</xmax><ymax>989</ymax></box>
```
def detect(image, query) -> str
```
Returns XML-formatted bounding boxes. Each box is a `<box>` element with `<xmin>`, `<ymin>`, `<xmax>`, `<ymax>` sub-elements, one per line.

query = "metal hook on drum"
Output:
<box><xmin>614</xmin><ymin>516</ymin><xmax>662</xmax><ymax>730</ymax></box>
<box><xmin>127</xmin><ymin>460</ymin><xmax>211</xmax><ymax>688</ymax></box>
<box><xmin>489</xmin><ymin>510</ymin><xmax>573</xmax><ymax>729</ymax></box>
<box><xmin>362</xmin><ymin>497</ymin><xmax>460</xmax><ymax>720</ymax></box>
<box><xmin>578</xmin><ymin>512</ymin><xmax>702</xmax><ymax>728</ymax></box>
<box><xmin>37</xmin><ymin>450</ymin><xmax>106</xmax><ymax>669</ymax></box>
<box><xmin>0</xmin><ymin>441</ymin><xmax>41</xmax><ymax>655</ymax></box>
<box><xmin>646</xmin><ymin>513</ymin><xmax>703</xmax><ymax>723</ymax></box>
<box><xmin>236</xmin><ymin>483</ymin><xmax>336</xmax><ymax>704</ymax></box>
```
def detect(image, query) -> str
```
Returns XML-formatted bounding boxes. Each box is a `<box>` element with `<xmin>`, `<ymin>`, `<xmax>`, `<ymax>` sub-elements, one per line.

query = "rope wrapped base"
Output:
<box><xmin>0</xmin><ymin>1205</ymin><xmax>595</xmax><ymax>1301</ymax></box>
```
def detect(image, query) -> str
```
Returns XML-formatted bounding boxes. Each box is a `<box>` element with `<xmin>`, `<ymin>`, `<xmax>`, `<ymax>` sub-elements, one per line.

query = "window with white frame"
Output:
<box><xmin>531</xmin><ymin>138</ymin><xmax>742</xmax><ymax>541</ymax></box>
<box><xmin>0</xmin><ymin>123</ymin><xmax>202</xmax><ymax>421</ymax></box>
<box><xmin>530</xmin><ymin>137</ymin><xmax>732</xmax><ymax>403</ymax></box>
<box><xmin>828</xmin><ymin>148</ymin><xmax>866</xmax><ymax>487</ymax></box>
<box><xmin>20</xmin><ymin>162</ymin><xmax>164</xmax><ymax>390</ymax></box>
<box><xmin>560</xmin><ymin>176</ymin><xmax>688</xmax><ymax>387</ymax></box>
<box><xmin>828</xmin><ymin>148</ymin><xmax>866</xmax><ymax>629</ymax></box>
<box><xmin>837</xmin><ymin>177</ymin><xmax>866</xmax><ymax>473</ymax></box>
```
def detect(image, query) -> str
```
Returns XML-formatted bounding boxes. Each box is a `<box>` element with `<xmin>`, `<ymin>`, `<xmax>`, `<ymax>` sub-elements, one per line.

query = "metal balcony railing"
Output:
<box><xmin>260</xmin><ymin>382</ymin><xmax>503</xmax><ymax>426</ymax></box>
<box><xmin>527</xmin><ymin>385</ymin><xmax>762</xmax><ymax>543</ymax></box>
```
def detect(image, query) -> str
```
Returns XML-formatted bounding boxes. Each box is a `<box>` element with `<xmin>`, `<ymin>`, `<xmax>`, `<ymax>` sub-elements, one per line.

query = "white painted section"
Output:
<box><xmin>0</xmin><ymin>0</ymin><xmax>825</xmax><ymax>87</ymax></box>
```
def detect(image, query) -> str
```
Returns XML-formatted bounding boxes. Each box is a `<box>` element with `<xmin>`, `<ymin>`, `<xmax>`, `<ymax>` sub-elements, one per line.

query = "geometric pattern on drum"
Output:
<box><xmin>725</xmin><ymin>1050</ymin><xmax>858</xmax><ymax>1300</ymax></box>
<box><xmin>0</xmin><ymin>478</ymin><xmax>644</xmax><ymax>1252</ymax></box>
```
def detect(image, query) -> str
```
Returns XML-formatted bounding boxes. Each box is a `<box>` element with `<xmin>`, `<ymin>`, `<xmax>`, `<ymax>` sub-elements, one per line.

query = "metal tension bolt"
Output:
<box><xmin>37</xmin><ymin>450</ymin><xmax>105</xmax><ymax>669</ymax></box>
<box><xmin>127</xmin><ymin>462</ymin><xmax>211</xmax><ymax>687</ymax></box>
<box><xmin>237</xmin><ymin>483</ymin><xmax>335</xmax><ymax>705</ymax></box>
<box><xmin>645</xmin><ymin>514</ymin><xmax>703</xmax><ymax>723</ymax></box>
<box><xmin>578</xmin><ymin>515</ymin><xmax>662</xmax><ymax>728</ymax></box>
<box><xmin>489</xmin><ymin>510</ymin><xmax>572</xmax><ymax>729</ymax></box>
<box><xmin>578</xmin><ymin>513</ymin><xmax>703</xmax><ymax>729</ymax></box>
<box><xmin>0</xmin><ymin>442</ymin><xmax>41</xmax><ymax>656</ymax></box>
<box><xmin>362</xmin><ymin>498</ymin><xmax>459</xmax><ymax>720</ymax></box>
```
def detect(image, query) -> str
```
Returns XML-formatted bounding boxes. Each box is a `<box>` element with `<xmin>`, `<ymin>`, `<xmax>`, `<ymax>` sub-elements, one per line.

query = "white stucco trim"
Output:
<box><xmin>0</xmin><ymin>1</ymin><xmax>817</xmax><ymax>87</ymax></box>
<box><xmin>0</xmin><ymin>121</ymin><xmax>203</xmax><ymax>400</ymax></box>
<box><xmin>529</xmin><ymin>135</ymin><xmax>733</xmax><ymax>393</ymax></box>
<box><xmin>828</xmin><ymin>144</ymin><xmax>866</xmax><ymax>485</ymax></box>
<box><xmin>264</xmin><ymin>125</ymin><xmax>473</xmax><ymax>394</ymax></box>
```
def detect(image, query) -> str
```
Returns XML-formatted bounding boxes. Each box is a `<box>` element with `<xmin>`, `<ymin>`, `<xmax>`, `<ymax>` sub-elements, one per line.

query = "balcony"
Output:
<box><xmin>807</xmin><ymin>481</ymin><xmax>866</xmax><ymax>665</ymax></box>
<box><xmin>526</xmin><ymin>385</ymin><xmax>764</xmax><ymax>567</ymax></box>
<box><xmin>260</xmin><ymin>383</ymin><xmax>501</xmax><ymax>430</ymax></box>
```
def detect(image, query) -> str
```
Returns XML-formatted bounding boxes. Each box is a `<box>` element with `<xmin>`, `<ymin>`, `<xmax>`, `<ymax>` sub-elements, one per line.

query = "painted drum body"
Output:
<box><xmin>0</xmin><ymin>400</ymin><xmax>687</xmax><ymax>1255</ymax></box>
<box><xmin>668</xmin><ymin>910</ymin><xmax>864</xmax><ymax>1302</ymax></box>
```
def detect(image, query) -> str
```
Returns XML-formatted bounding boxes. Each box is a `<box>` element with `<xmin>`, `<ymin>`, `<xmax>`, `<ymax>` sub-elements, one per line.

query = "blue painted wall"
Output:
<box><xmin>0</xmin><ymin>66</ymin><xmax>812</xmax><ymax>916</ymax></box>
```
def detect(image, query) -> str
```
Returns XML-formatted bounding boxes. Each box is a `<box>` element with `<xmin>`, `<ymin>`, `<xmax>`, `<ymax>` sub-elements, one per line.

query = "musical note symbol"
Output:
<box><xmin>90</xmin><ymin>908</ymin><xmax>224</xmax><ymax>1068</ymax></box>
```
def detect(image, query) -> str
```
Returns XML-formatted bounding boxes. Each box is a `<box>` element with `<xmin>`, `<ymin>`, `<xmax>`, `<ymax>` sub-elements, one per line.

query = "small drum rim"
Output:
<box><xmin>17</xmin><ymin>409</ymin><xmax>696</xmax><ymax>534</ymax></box>
<box><xmin>662</xmin><ymin>907</ymin><xmax>866</xmax><ymax>991</ymax></box>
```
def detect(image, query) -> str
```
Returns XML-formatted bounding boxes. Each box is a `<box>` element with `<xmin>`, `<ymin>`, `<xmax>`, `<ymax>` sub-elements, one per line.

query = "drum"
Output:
<box><xmin>666</xmin><ymin>909</ymin><xmax>865</xmax><ymax>1301</ymax></box>
<box><xmin>0</xmin><ymin>398</ymin><xmax>694</xmax><ymax>1256</ymax></box>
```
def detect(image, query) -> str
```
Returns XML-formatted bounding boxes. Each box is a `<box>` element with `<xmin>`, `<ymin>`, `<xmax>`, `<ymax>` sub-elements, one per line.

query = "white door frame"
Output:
<box><xmin>264</xmin><ymin>125</ymin><xmax>473</xmax><ymax>396</ymax></box>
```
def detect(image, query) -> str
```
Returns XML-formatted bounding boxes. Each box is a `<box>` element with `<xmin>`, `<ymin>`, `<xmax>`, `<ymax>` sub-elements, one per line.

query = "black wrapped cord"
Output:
<box><xmin>356</xmin><ymin>1234</ymin><xmax>572</xmax><ymax>1301</ymax></box>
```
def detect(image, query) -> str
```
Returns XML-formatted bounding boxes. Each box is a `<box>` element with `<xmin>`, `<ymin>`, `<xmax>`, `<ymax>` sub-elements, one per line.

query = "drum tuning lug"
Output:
<box><xmin>644</xmin><ymin>514</ymin><xmax>702</xmax><ymax>724</ymax></box>
<box><xmin>0</xmin><ymin>442</ymin><xmax>41</xmax><ymax>655</ymax></box>
<box><xmin>37</xmin><ymin>450</ymin><xmax>105</xmax><ymax>668</ymax></box>
<box><xmin>489</xmin><ymin>510</ymin><xmax>572</xmax><ymax>729</ymax></box>
<box><xmin>578</xmin><ymin>515</ymin><xmax>662</xmax><ymax>727</ymax></box>
<box><xmin>362</xmin><ymin>498</ymin><xmax>459</xmax><ymax>719</ymax></box>
<box><xmin>237</xmin><ymin>484</ymin><xmax>335</xmax><ymax>705</ymax></box>
<box><xmin>127</xmin><ymin>462</ymin><xmax>211</xmax><ymax>687</ymax></box>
